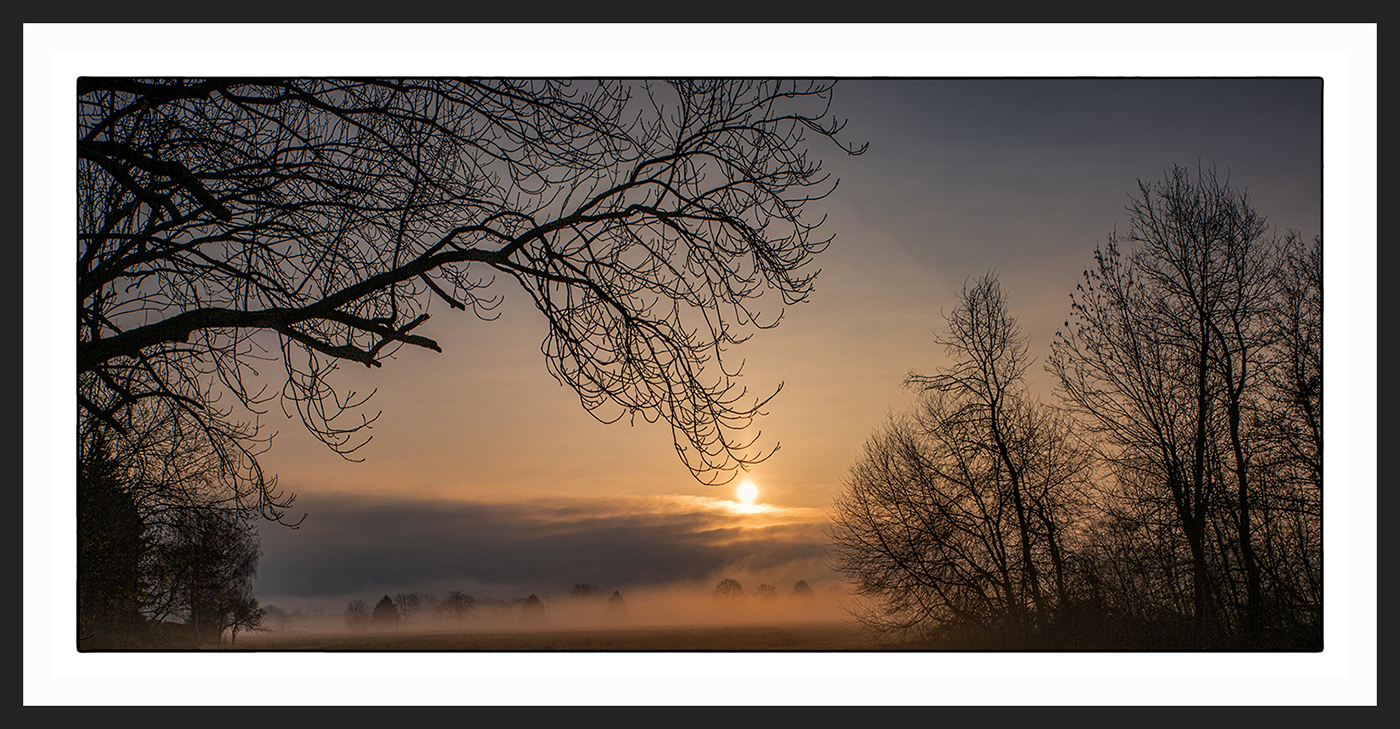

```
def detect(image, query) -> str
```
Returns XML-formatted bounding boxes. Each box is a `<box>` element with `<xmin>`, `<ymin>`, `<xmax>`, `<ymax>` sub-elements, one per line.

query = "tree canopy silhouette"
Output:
<box><xmin>77</xmin><ymin>432</ymin><xmax>146</xmax><ymax>647</ymax></box>
<box><xmin>149</xmin><ymin>504</ymin><xmax>262</xmax><ymax>646</ymax></box>
<box><xmin>372</xmin><ymin>595</ymin><xmax>398</xmax><ymax>629</ymax></box>
<box><xmin>520</xmin><ymin>593</ymin><xmax>547</xmax><ymax>625</ymax></box>
<box><xmin>830</xmin><ymin>167</ymin><xmax>1320</xmax><ymax>649</ymax></box>
<box><xmin>606</xmin><ymin>590</ymin><xmax>628</xmax><ymax>621</ymax></box>
<box><xmin>829</xmin><ymin>274</ymin><xmax>1090</xmax><ymax>645</ymax></box>
<box><xmin>77</xmin><ymin>78</ymin><xmax>867</xmax><ymax>524</ymax></box>
<box><xmin>394</xmin><ymin>592</ymin><xmax>424</xmax><ymax>625</ymax></box>
<box><xmin>1049</xmin><ymin>165</ymin><xmax>1321</xmax><ymax>646</ymax></box>
<box><xmin>714</xmin><ymin>578</ymin><xmax>744</xmax><ymax>599</ymax></box>
<box><xmin>344</xmin><ymin>599</ymin><xmax>370</xmax><ymax>631</ymax></box>
<box><xmin>436</xmin><ymin>590</ymin><xmax>476</xmax><ymax>628</ymax></box>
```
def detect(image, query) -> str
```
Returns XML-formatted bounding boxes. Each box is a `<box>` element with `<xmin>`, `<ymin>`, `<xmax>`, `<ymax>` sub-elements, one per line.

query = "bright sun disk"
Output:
<box><xmin>737</xmin><ymin>481</ymin><xmax>758</xmax><ymax>505</ymax></box>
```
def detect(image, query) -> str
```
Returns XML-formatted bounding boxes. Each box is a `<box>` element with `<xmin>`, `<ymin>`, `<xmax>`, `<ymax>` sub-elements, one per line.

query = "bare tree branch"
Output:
<box><xmin>78</xmin><ymin>79</ymin><xmax>867</xmax><ymax>522</ymax></box>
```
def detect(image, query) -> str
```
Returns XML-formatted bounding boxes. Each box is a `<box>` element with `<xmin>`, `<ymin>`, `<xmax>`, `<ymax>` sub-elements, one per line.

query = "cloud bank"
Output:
<box><xmin>255</xmin><ymin>491</ymin><xmax>838</xmax><ymax>612</ymax></box>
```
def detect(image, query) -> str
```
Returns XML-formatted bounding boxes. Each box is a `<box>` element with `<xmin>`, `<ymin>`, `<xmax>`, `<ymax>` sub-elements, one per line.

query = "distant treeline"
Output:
<box><xmin>830</xmin><ymin>166</ymin><xmax>1322</xmax><ymax>650</ymax></box>
<box><xmin>315</xmin><ymin>579</ymin><xmax>820</xmax><ymax>632</ymax></box>
<box><xmin>316</xmin><ymin>589</ymin><xmax>607</xmax><ymax>632</ymax></box>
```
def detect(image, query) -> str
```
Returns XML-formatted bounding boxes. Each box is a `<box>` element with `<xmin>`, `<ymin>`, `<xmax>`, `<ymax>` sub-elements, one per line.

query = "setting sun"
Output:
<box><xmin>737</xmin><ymin>481</ymin><xmax>758</xmax><ymax>505</ymax></box>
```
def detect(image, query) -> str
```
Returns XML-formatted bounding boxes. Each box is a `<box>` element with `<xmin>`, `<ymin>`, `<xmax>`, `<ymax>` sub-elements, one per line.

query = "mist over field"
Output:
<box><xmin>257</xmin><ymin>582</ymin><xmax>849</xmax><ymax>640</ymax></box>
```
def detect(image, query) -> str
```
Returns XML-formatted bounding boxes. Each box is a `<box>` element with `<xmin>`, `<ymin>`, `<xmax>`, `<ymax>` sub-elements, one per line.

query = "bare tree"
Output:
<box><xmin>77</xmin><ymin>78</ymin><xmax>867</xmax><ymax>532</ymax></box>
<box><xmin>394</xmin><ymin>592</ymin><xmax>424</xmax><ymax>626</ymax></box>
<box><xmin>714</xmin><ymin>578</ymin><xmax>744</xmax><ymax>599</ymax></box>
<box><xmin>830</xmin><ymin>274</ymin><xmax>1089</xmax><ymax>645</ymax></box>
<box><xmin>436</xmin><ymin>590</ymin><xmax>477</xmax><ymax>629</ymax></box>
<box><xmin>223</xmin><ymin>595</ymin><xmax>265</xmax><ymax>645</ymax></box>
<box><xmin>1251</xmin><ymin>232</ymin><xmax>1323</xmax><ymax>638</ymax></box>
<box><xmin>344</xmin><ymin>600</ymin><xmax>370</xmax><ymax>631</ymax></box>
<box><xmin>144</xmin><ymin>501</ymin><xmax>261</xmax><ymax>646</ymax></box>
<box><xmin>1049</xmin><ymin>165</ymin><xmax>1319</xmax><ymax>645</ymax></box>
<box><xmin>1264</xmin><ymin>234</ymin><xmax>1322</xmax><ymax>490</ymax></box>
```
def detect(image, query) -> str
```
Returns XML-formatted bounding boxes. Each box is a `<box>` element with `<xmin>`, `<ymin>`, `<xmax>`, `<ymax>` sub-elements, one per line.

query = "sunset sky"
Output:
<box><xmin>28</xmin><ymin>24</ymin><xmax>1375</xmax><ymax>706</ymax></box>
<box><xmin>249</xmin><ymin>77</ymin><xmax>1324</xmax><ymax>613</ymax></box>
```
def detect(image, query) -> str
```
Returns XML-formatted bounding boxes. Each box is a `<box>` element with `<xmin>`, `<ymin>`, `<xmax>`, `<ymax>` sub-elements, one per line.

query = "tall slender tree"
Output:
<box><xmin>831</xmin><ymin>274</ymin><xmax>1088</xmax><ymax>645</ymax></box>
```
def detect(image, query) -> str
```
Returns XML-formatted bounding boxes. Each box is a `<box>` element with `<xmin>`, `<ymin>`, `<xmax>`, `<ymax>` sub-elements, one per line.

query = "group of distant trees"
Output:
<box><xmin>830</xmin><ymin>166</ymin><xmax>1322</xmax><ymax>650</ymax></box>
<box><xmin>330</xmin><ymin>579</ymin><xmax>815</xmax><ymax>632</ymax></box>
<box><xmin>78</xmin><ymin>426</ymin><xmax>266</xmax><ymax>648</ymax></box>
<box><xmin>569</xmin><ymin>583</ymin><xmax>629</xmax><ymax>621</ymax></box>
<box><xmin>336</xmin><ymin>586</ymin><xmax>640</xmax><ymax>631</ymax></box>
<box><xmin>713</xmin><ymin>578</ymin><xmax>816</xmax><ymax>601</ymax></box>
<box><xmin>341</xmin><ymin>592</ymin><xmax>466</xmax><ymax>631</ymax></box>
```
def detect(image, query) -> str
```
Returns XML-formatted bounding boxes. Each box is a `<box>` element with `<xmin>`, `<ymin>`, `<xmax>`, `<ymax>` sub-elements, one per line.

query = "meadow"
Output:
<box><xmin>226</xmin><ymin>622</ymin><xmax>900</xmax><ymax>651</ymax></box>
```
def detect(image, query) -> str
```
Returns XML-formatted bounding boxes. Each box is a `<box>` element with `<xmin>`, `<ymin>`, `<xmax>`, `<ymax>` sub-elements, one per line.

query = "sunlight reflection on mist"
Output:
<box><xmin>726</xmin><ymin>499</ymin><xmax>765</xmax><ymax>515</ymax></box>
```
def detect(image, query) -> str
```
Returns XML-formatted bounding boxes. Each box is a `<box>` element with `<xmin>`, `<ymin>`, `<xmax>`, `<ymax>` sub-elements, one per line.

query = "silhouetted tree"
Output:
<box><xmin>606</xmin><ymin>590</ymin><xmax>629</xmax><ymax>622</ymax></box>
<box><xmin>791</xmin><ymin>580</ymin><xmax>813</xmax><ymax>597</ymax></box>
<box><xmin>436</xmin><ymin>590</ymin><xmax>476</xmax><ymax>628</ymax></box>
<box><xmin>714</xmin><ymin>578</ymin><xmax>744</xmax><ymax>600</ymax></box>
<box><xmin>395</xmin><ymin>592</ymin><xmax>424</xmax><ymax>626</ymax></box>
<box><xmin>223</xmin><ymin>595</ymin><xmax>265</xmax><ymax>644</ymax></box>
<box><xmin>1264</xmin><ymin>234</ymin><xmax>1322</xmax><ymax>492</ymax></box>
<box><xmin>830</xmin><ymin>274</ymin><xmax>1089</xmax><ymax>645</ymax></box>
<box><xmin>1049</xmin><ymin>165</ymin><xmax>1319</xmax><ymax>646</ymax></box>
<box><xmin>755</xmin><ymin>584</ymin><xmax>778</xmax><ymax>599</ymax></box>
<box><xmin>1251</xmin><ymin>233</ymin><xmax>1323</xmax><ymax>639</ymax></box>
<box><xmin>345</xmin><ymin>600</ymin><xmax>371</xmax><ymax>631</ymax></box>
<box><xmin>372</xmin><ymin>595</ymin><xmax>398</xmax><ymax>630</ymax></box>
<box><xmin>77</xmin><ymin>430</ymin><xmax>147</xmax><ymax>648</ymax></box>
<box><xmin>77</xmin><ymin>78</ymin><xmax>866</xmax><ymax>502</ymax></box>
<box><xmin>148</xmin><ymin>504</ymin><xmax>261</xmax><ymax>645</ymax></box>
<box><xmin>520</xmin><ymin>594</ymin><xmax>547</xmax><ymax>625</ymax></box>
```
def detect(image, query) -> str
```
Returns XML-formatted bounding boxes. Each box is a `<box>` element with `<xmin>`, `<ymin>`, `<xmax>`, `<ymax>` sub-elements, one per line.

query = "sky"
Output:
<box><xmin>27</xmin><ymin>24</ymin><xmax>1376</xmax><ymax>707</ymax></box>
<box><xmin>247</xmin><ymin>77</ymin><xmax>1325</xmax><ymax>614</ymax></box>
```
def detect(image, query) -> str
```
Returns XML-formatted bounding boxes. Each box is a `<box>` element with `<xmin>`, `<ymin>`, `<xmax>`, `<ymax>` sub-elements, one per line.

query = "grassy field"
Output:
<box><xmin>226</xmin><ymin>622</ymin><xmax>909</xmax><ymax>651</ymax></box>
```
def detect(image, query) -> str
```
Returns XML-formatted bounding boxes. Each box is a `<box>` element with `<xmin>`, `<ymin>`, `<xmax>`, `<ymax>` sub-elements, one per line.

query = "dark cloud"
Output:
<box><xmin>255</xmin><ymin>492</ymin><xmax>833</xmax><ymax>609</ymax></box>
